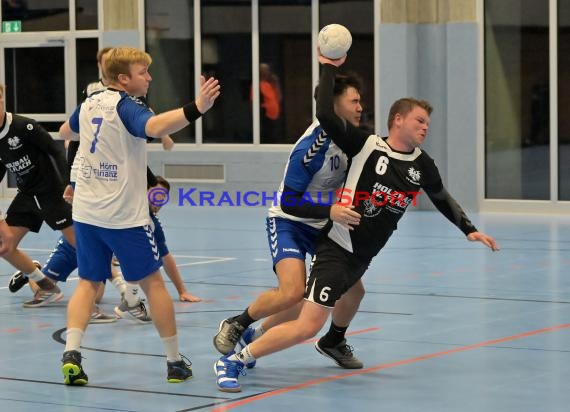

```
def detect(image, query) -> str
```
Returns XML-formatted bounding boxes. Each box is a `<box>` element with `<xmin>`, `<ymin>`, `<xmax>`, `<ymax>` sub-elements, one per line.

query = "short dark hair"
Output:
<box><xmin>155</xmin><ymin>175</ymin><xmax>171</xmax><ymax>193</ymax></box>
<box><xmin>387</xmin><ymin>98</ymin><xmax>433</xmax><ymax>130</ymax></box>
<box><xmin>314</xmin><ymin>71</ymin><xmax>363</xmax><ymax>100</ymax></box>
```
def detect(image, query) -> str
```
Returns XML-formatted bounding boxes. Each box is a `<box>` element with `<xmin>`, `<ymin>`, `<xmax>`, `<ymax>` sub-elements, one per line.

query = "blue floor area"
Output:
<box><xmin>0</xmin><ymin>204</ymin><xmax>569</xmax><ymax>411</ymax></box>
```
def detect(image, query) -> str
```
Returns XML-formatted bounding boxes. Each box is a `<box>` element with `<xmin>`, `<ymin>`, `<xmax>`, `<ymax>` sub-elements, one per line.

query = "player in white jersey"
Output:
<box><xmin>214</xmin><ymin>73</ymin><xmax>366</xmax><ymax>391</ymax></box>
<box><xmin>214</xmin><ymin>50</ymin><xmax>499</xmax><ymax>393</ymax></box>
<box><xmin>57</xmin><ymin>47</ymin><xmax>220</xmax><ymax>386</ymax></box>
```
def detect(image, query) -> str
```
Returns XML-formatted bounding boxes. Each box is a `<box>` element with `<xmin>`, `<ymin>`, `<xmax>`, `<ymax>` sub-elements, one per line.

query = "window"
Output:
<box><xmin>143</xmin><ymin>0</ymin><xmax>375</xmax><ymax>145</ymax></box>
<box><xmin>2</xmin><ymin>0</ymin><xmax>69</xmax><ymax>32</ymax></box>
<box><xmin>484</xmin><ymin>0</ymin><xmax>549</xmax><ymax>199</ymax></box>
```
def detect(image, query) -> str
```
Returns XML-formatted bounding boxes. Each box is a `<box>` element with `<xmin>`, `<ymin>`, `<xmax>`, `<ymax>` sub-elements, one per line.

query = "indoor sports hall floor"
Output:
<box><xmin>0</xmin><ymin>202</ymin><xmax>569</xmax><ymax>412</ymax></box>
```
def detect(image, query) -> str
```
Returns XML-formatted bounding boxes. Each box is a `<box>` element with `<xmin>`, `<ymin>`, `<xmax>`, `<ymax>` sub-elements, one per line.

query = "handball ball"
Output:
<box><xmin>318</xmin><ymin>24</ymin><xmax>352</xmax><ymax>59</ymax></box>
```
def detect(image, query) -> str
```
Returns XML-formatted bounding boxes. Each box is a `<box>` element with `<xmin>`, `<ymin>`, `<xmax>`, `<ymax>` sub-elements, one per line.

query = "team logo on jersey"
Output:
<box><xmin>363</xmin><ymin>198</ymin><xmax>382</xmax><ymax>217</ymax></box>
<box><xmin>26</xmin><ymin>123</ymin><xmax>34</xmax><ymax>131</ymax></box>
<box><xmin>406</xmin><ymin>167</ymin><xmax>421</xmax><ymax>185</ymax></box>
<box><xmin>7</xmin><ymin>136</ymin><xmax>22</xmax><ymax>150</ymax></box>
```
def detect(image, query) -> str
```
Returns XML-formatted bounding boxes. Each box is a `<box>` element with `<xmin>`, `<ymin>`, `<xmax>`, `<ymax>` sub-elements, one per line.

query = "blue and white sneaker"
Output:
<box><xmin>234</xmin><ymin>327</ymin><xmax>256</xmax><ymax>369</ymax></box>
<box><xmin>214</xmin><ymin>355</ymin><xmax>245</xmax><ymax>393</ymax></box>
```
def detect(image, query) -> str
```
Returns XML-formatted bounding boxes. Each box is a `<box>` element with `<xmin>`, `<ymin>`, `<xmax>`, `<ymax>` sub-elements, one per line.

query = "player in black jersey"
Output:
<box><xmin>213</xmin><ymin>51</ymin><xmax>499</xmax><ymax>391</ymax></box>
<box><xmin>0</xmin><ymin>84</ymin><xmax>70</xmax><ymax>305</ymax></box>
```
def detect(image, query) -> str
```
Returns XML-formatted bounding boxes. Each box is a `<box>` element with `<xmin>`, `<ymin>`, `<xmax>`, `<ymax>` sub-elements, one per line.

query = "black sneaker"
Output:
<box><xmin>315</xmin><ymin>338</ymin><xmax>363</xmax><ymax>369</ymax></box>
<box><xmin>61</xmin><ymin>350</ymin><xmax>88</xmax><ymax>385</ymax></box>
<box><xmin>167</xmin><ymin>354</ymin><xmax>193</xmax><ymax>383</ymax></box>
<box><xmin>8</xmin><ymin>260</ymin><xmax>40</xmax><ymax>293</ymax></box>
<box><xmin>213</xmin><ymin>318</ymin><xmax>246</xmax><ymax>355</ymax></box>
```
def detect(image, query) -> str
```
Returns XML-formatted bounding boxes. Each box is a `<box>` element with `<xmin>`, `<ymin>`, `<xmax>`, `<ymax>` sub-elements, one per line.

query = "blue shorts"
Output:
<box><xmin>151</xmin><ymin>212</ymin><xmax>169</xmax><ymax>258</ymax></box>
<box><xmin>42</xmin><ymin>236</ymin><xmax>77</xmax><ymax>282</ymax></box>
<box><xmin>74</xmin><ymin>221</ymin><xmax>162</xmax><ymax>282</ymax></box>
<box><xmin>266</xmin><ymin>217</ymin><xmax>320</xmax><ymax>267</ymax></box>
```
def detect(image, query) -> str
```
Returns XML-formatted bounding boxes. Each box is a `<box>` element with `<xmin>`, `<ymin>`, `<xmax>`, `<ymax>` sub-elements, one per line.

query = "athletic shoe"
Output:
<box><xmin>214</xmin><ymin>355</ymin><xmax>245</xmax><ymax>393</ymax></box>
<box><xmin>213</xmin><ymin>318</ymin><xmax>245</xmax><ymax>355</ymax></box>
<box><xmin>89</xmin><ymin>306</ymin><xmax>117</xmax><ymax>324</ymax></box>
<box><xmin>22</xmin><ymin>285</ymin><xmax>64</xmax><ymax>308</ymax></box>
<box><xmin>8</xmin><ymin>260</ymin><xmax>41</xmax><ymax>293</ymax></box>
<box><xmin>61</xmin><ymin>350</ymin><xmax>88</xmax><ymax>386</ymax></box>
<box><xmin>167</xmin><ymin>354</ymin><xmax>193</xmax><ymax>383</ymax></box>
<box><xmin>114</xmin><ymin>299</ymin><xmax>152</xmax><ymax>323</ymax></box>
<box><xmin>233</xmin><ymin>327</ymin><xmax>256</xmax><ymax>369</ymax></box>
<box><xmin>315</xmin><ymin>338</ymin><xmax>363</xmax><ymax>369</ymax></box>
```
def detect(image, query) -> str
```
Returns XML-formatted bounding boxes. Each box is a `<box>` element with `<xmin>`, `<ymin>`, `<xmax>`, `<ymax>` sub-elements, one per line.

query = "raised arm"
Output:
<box><xmin>315</xmin><ymin>59</ymin><xmax>369</xmax><ymax>157</ymax></box>
<box><xmin>145</xmin><ymin>75</ymin><xmax>220</xmax><ymax>138</ymax></box>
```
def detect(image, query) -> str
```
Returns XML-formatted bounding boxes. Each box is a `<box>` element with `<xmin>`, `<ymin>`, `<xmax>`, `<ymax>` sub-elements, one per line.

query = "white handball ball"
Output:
<box><xmin>318</xmin><ymin>24</ymin><xmax>352</xmax><ymax>59</ymax></box>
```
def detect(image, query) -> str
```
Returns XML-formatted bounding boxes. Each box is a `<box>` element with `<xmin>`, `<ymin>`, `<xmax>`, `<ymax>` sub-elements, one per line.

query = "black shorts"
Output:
<box><xmin>304</xmin><ymin>236</ymin><xmax>370</xmax><ymax>308</ymax></box>
<box><xmin>6</xmin><ymin>191</ymin><xmax>73</xmax><ymax>233</ymax></box>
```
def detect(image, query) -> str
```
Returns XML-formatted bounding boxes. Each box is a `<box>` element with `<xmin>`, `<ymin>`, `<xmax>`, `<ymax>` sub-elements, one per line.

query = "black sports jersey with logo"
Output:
<box><xmin>0</xmin><ymin>113</ymin><xmax>69</xmax><ymax>195</ymax></box>
<box><xmin>317</xmin><ymin>64</ymin><xmax>477</xmax><ymax>260</ymax></box>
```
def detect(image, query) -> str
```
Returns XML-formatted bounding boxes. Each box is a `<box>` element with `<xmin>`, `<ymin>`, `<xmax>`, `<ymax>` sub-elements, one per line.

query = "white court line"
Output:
<box><xmin>174</xmin><ymin>256</ymin><xmax>236</xmax><ymax>267</ymax></box>
<box><xmin>0</xmin><ymin>254</ymin><xmax>236</xmax><ymax>290</ymax></box>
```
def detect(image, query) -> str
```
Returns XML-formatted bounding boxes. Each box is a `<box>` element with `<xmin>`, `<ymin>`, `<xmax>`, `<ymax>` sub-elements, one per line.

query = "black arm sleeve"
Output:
<box><xmin>67</xmin><ymin>140</ymin><xmax>79</xmax><ymax>172</ymax></box>
<box><xmin>0</xmin><ymin>163</ymin><xmax>6</xmax><ymax>183</ymax></box>
<box><xmin>425</xmin><ymin>187</ymin><xmax>478</xmax><ymax>235</ymax></box>
<box><xmin>315</xmin><ymin>64</ymin><xmax>369</xmax><ymax>157</ymax></box>
<box><xmin>280</xmin><ymin>185</ymin><xmax>332</xmax><ymax>219</ymax></box>
<box><xmin>147</xmin><ymin>166</ymin><xmax>158</xmax><ymax>188</ymax></box>
<box><xmin>29</xmin><ymin>123</ymin><xmax>70</xmax><ymax>186</ymax></box>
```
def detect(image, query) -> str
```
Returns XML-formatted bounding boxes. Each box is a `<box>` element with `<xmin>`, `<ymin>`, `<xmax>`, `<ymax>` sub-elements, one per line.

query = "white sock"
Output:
<box><xmin>123</xmin><ymin>282</ymin><xmax>141</xmax><ymax>307</ymax></box>
<box><xmin>27</xmin><ymin>267</ymin><xmax>45</xmax><ymax>282</ymax></box>
<box><xmin>65</xmin><ymin>328</ymin><xmax>84</xmax><ymax>352</ymax></box>
<box><xmin>111</xmin><ymin>275</ymin><xmax>127</xmax><ymax>296</ymax></box>
<box><xmin>229</xmin><ymin>345</ymin><xmax>256</xmax><ymax>365</ymax></box>
<box><xmin>161</xmin><ymin>335</ymin><xmax>181</xmax><ymax>362</ymax></box>
<box><xmin>253</xmin><ymin>325</ymin><xmax>264</xmax><ymax>340</ymax></box>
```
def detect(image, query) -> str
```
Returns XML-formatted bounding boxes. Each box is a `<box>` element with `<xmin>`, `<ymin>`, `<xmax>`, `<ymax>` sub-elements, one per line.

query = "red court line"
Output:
<box><xmin>212</xmin><ymin>323</ymin><xmax>570</xmax><ymax>412</ymax></box>
<box><xmin>302</xmin><ymin>327</ymin><xmax>380</xmax><ymax>344</ymax></box>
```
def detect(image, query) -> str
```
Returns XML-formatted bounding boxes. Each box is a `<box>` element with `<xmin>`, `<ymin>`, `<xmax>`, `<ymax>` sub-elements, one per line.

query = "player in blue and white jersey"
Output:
<box><xmin>214</xmin><ymin>73</ymin><xmax>367</xmax><ymax>391</ymax></box>
<box><xmin>57</xmin><ymin>47</ymin><xmax>219</xmax><ymax>386</ymax></box>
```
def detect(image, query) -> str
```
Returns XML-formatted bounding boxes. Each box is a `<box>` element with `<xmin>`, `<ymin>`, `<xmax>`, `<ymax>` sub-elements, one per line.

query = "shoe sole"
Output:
<box><xmin>213</xmin><ymin>361</ymin><xmax>241</xmax><ymax>393</ymax></box>
<box><xmin>167</xmin><ymin>375</ymin><xmax>193</xmax><ymax>383</ymax></box>
<box><xmin>89</xmin><ymin>317</ymin><xmax>118</xmax><ymax>324</ymax></box>
<box><xmin>314</xmin><ymin>342</ymin><xmax>363</xmax><ymax>369</ymax></box>
<box><xmin>22</xmin><ymin>292</ymin><xmax>64</xmax><ymax>308</ymax></box>
<box><xmin>213</xmin><ymin>319</ymin><xmax>235</xmax><ymax>355</ymax></box>
<box><xmin>62</xmin><ymin>363</ymin><xmax>88</xmax><ymax>385</ymax></box>
<box><xmin>113</xmin><ymin>307</ymin><xmax>152</xmax><ymax>324</ymax></box>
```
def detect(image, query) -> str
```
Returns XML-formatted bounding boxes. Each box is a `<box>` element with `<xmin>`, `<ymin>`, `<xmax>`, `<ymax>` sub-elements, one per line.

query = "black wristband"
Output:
<box><xmin>183</xmin><ymin>102</ymin><xmax>201</xmax><ymax>122</ymax></box>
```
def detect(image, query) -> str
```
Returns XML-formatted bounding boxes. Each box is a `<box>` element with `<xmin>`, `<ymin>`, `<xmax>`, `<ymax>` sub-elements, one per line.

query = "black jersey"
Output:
<box><xmin>316</xmin><ymin>64</ymin><xmax>477</xmax><ymax>260</ymax></box>
<box><xmin>0</xmin><ymin>113</ymin><xmax>69</xmax><ymax>195</ymax></box>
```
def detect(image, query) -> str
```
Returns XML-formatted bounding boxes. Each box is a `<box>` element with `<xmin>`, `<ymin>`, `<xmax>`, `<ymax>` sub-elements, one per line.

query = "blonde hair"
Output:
<box><xmin>104</xmin><ymin>47</ymin><xmax>152</xmax><ymax>83</ymax></box>
<box><xmin>97</xmin><ymin>47</ymin><xmax>114</xmax><ymax>64</ymax></box>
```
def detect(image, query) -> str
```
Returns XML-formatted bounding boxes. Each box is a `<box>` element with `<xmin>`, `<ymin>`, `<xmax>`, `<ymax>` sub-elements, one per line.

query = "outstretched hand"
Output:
<box><xmin>317</xmin><ymin>48</ymin><xmax>347</xmax><ymax>67</ymax></box>
<box><xmin>467</xmin><ymin>231</ymin><xmax>500</xmax><ymax>251</ymax></box>
<box><xmin>195</xmin><ymin>75</ymin><xmax>221</xmax><ymax>114</ymax></box>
